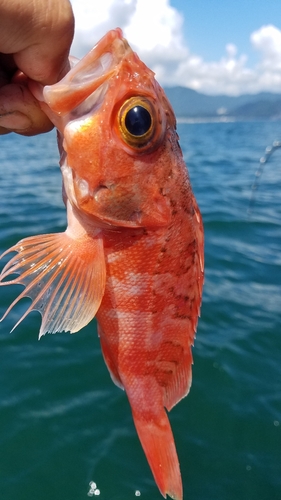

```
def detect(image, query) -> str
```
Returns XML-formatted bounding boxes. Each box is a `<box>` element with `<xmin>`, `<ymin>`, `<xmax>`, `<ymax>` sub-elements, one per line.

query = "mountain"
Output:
<box><xmin>163</xmin><ymin>86</ymin><xmax>281</xmax><ymax>120</ymax></box>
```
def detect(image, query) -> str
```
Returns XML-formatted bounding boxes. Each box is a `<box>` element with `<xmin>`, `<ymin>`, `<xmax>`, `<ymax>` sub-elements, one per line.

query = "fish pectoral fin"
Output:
<box><xmin>0</xmin><ymin>232</ymin><xmax>106</xmax><ymax>337</ymax></box>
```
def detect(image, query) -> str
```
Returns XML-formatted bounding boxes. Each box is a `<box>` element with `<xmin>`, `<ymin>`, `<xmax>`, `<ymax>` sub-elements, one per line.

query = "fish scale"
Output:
<box><xmin>0</xmin><ymin>28</ymin><xmax>204</xmax><ymax>499</ymax></box>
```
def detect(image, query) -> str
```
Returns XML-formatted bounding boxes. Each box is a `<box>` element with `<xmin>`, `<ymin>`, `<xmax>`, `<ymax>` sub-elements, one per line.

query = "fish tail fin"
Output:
<box><xmin>128</xmin><ymin>394</ymin><xmax>182</xmax><ymax>500</ymax></box>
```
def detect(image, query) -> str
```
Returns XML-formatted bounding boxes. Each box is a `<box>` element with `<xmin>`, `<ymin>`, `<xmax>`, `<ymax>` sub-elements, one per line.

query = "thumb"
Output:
<box><xmin>1</xmin><ymin>0</ymin><xmax>74</xmax><ymax>85</ymax></box>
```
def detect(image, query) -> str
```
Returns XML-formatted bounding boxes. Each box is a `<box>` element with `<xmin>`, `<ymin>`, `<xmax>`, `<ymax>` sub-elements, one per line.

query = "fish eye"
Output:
<box><xmin>118</xmin><ymin>97</ymin><xmax>155</xmax><ymax>149</ymax></box>
<box><xmin>125</xmin><ymin>105</ymin><xmax>152</xmax><ymax>137</ymax></box>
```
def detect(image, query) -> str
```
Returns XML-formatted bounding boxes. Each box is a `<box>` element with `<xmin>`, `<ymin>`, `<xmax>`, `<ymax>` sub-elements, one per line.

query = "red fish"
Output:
<box><xmin>0</xmin><ymin>29</ymin><xmax>204</xmax><ymax>499</ymax></box>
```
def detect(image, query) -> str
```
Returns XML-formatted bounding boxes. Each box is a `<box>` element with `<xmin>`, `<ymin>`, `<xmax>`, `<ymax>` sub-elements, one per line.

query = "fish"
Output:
<box><xmin>0</xmin><ymin>28</ymin><xmax>204</xmax><ymax>500</ymax></box>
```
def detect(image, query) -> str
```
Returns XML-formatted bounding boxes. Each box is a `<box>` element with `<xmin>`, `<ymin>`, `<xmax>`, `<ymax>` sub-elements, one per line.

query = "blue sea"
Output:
<box><xmin>0</xmin><ymin>120</ymin><xmax>280</xmax><ymax>500</ymax></box>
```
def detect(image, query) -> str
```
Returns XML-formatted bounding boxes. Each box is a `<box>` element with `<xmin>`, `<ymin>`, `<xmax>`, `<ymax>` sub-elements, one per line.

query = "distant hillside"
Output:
<box><xmin>164</xmin><ymin>86</ymin><xmax>281</xmax><ymax>120</ymax></box>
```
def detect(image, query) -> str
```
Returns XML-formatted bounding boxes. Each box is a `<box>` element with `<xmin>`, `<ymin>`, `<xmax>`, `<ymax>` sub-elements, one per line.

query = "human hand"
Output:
<box><xmin>0</xmin><ymin>0</ymin><xmax>74</xmax><ymax>136</ymax></box>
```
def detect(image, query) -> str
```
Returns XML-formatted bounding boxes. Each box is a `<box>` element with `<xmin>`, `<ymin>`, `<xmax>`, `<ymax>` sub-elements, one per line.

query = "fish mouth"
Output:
<box><xmin>61</xmin><ymin>160</ymin><xmax>114</xmax><ymax>229</ymax></box>
<box><xmin>43</xmin><ymin>28</ymin><xmax>131</xmax><ymax>119</ymax></box>
<box><xmin>61</xmin><ymin>160</ymin><xmax>171</xmax><ymax>230</ymax></box>
<box><xmin>62</xmin><ymin>161</ymin><xmax>111</xmax><ymax>207</ymax></box>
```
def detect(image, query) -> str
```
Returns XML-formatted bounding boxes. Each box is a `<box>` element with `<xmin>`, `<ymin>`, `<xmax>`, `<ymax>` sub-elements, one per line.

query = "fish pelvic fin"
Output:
<box><xmin>125</xmin><ymin>379</ymin><xmax>183</xmax><ymax>500</ymax></box>
<box><xmin>0</xmin><ymin>231</ymin><xmax>106</xmax><ymax>337</ymax></box>
<box><xmin>98</xmin><ymin>325</ymin><xmax>124</xmax><ymax>390</ymax></box>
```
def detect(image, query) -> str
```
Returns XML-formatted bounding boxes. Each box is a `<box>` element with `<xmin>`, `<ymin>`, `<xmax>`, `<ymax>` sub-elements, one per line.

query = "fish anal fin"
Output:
<box><xmin>0</xmin><ymin>231</ymin><xmax>106</xmax><ymax>337</ymax></box>
<box><xmin>152</xmin><ymin>339</ymin><xmax>193</xmax><ymax>412</ymax></box>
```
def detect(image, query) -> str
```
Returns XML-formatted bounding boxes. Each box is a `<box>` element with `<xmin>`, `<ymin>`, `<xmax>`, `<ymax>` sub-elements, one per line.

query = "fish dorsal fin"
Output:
<box><xmin>0</xmin><ymin>231</ymin><xmax>106</xmax><ymax>337</ymax></box>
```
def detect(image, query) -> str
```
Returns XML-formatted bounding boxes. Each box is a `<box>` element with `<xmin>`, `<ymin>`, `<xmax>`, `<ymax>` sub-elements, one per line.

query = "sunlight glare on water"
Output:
<box><xmin>87</xmin><ymin>481</ymin><xmax>100</xmax><ymax>496</ymax></box>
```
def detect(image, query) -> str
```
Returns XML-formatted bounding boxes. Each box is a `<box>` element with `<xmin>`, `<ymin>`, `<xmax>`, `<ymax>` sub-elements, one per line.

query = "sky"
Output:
<box><xmin>70</xmin><ymin>0</ymin><xmax>281</xmax><ymax>96</ymax></box>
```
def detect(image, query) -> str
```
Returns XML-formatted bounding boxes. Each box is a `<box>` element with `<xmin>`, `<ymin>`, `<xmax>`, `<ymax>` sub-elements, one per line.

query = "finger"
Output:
<box><xmin>0</xmin><ymin>55</ymin><xmax>15</xmax><ymax>87</ymax></box>
<box><xmin>0</xmin><ymin>83</ymin><xmax>53</xmax><ymax>136</ymax></box>
<box><xmin>0</xmin><ymin>0</ymin><xmax>74</xmax><ymax>85</ymax></box>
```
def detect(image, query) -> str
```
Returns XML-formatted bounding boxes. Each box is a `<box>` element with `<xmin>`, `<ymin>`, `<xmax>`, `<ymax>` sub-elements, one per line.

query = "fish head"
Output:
<box><xmin>40</xmin><ymin>29</ymin><xmax>183</xmax><ymax>229</ymax></box>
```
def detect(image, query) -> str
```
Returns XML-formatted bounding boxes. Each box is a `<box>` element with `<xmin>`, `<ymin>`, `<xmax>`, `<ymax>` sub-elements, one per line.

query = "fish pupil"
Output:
<box><xmin>125</xmin><ymin>105</ymin><xmax>152</xmax><ymax>136</ymax></box>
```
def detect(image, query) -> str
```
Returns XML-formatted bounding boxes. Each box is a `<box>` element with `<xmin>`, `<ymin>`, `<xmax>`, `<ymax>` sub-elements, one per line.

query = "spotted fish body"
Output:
<box><xmin>0</xmin><ymin>29</ymin><xmax>204</xmax><ymax>499</ymax></box>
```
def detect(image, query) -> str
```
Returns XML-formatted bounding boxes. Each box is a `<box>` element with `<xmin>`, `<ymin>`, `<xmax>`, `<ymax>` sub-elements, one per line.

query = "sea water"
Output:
<box><xmin>0</xmin><ymin>120</ymin><xmax>280</xmax><ymax>500</ymax></box>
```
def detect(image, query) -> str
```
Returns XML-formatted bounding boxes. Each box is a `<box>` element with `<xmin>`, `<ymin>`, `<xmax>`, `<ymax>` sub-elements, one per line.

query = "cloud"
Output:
<box><xmin>70</xmin><ymin>0</ymin><xmax>139</xmax><ymax>57</ymax></box>
<box><xmin>250</xmin><ymin>24</ymin><xmax>281</xmax><ymax>91</ymax></box>
<box><xmin>70</xmin><ymin>0</ymin><xmax>281</xmax><ymax>95</ymax></box>
<box><xmin>70</xmin><ymin>0</ymin><xmax>186</xmax><ymax>61</ymax></box>
<box><xmin>251</xmin><ymin>24</ymin><xmax>281</xmax><ymax>65</ymax></box>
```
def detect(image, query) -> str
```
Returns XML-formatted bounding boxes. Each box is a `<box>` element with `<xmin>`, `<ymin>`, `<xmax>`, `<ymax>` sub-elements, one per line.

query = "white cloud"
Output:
<box><xmin>251</xmin><ymin>25</ymin><xmax>281</xmax><ymax>64</ymax></box>
<box><xmin>70</xmin><ymin>0</ymin><xmax>138</xmax><ymax>57</ymax></box>
<box><xmin>250</xmin><ymin>24</ymin><xmax>281</xmax><ymax>93</ymax></box>
<box><xmin>70</xmin><ymin>0</ymin><xmax>281</xmax><ymax>95</ymax></box>
<box><xmin>70</xmin><ymin>0</ymin><xmax>186</xmax><ymax>62</ymax></box>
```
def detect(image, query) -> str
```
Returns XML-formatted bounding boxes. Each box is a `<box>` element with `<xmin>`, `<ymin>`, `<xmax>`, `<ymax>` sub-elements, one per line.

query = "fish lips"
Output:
<box><xmin>70</xmin><ymin>168</ymin><xmax>172</xmax><ymax>229</ymax></box>
<box><xmin>43</xmin><ymin>28</ymin><xmax>130</xmax><ymax>117</ymax></box>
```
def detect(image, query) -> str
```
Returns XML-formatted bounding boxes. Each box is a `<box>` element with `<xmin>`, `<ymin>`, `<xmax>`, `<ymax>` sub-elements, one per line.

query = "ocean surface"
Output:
<box><xmin>0</xmin><ymin>120</ymin><xmax>280</xmax><ymax>500</ymax></box>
